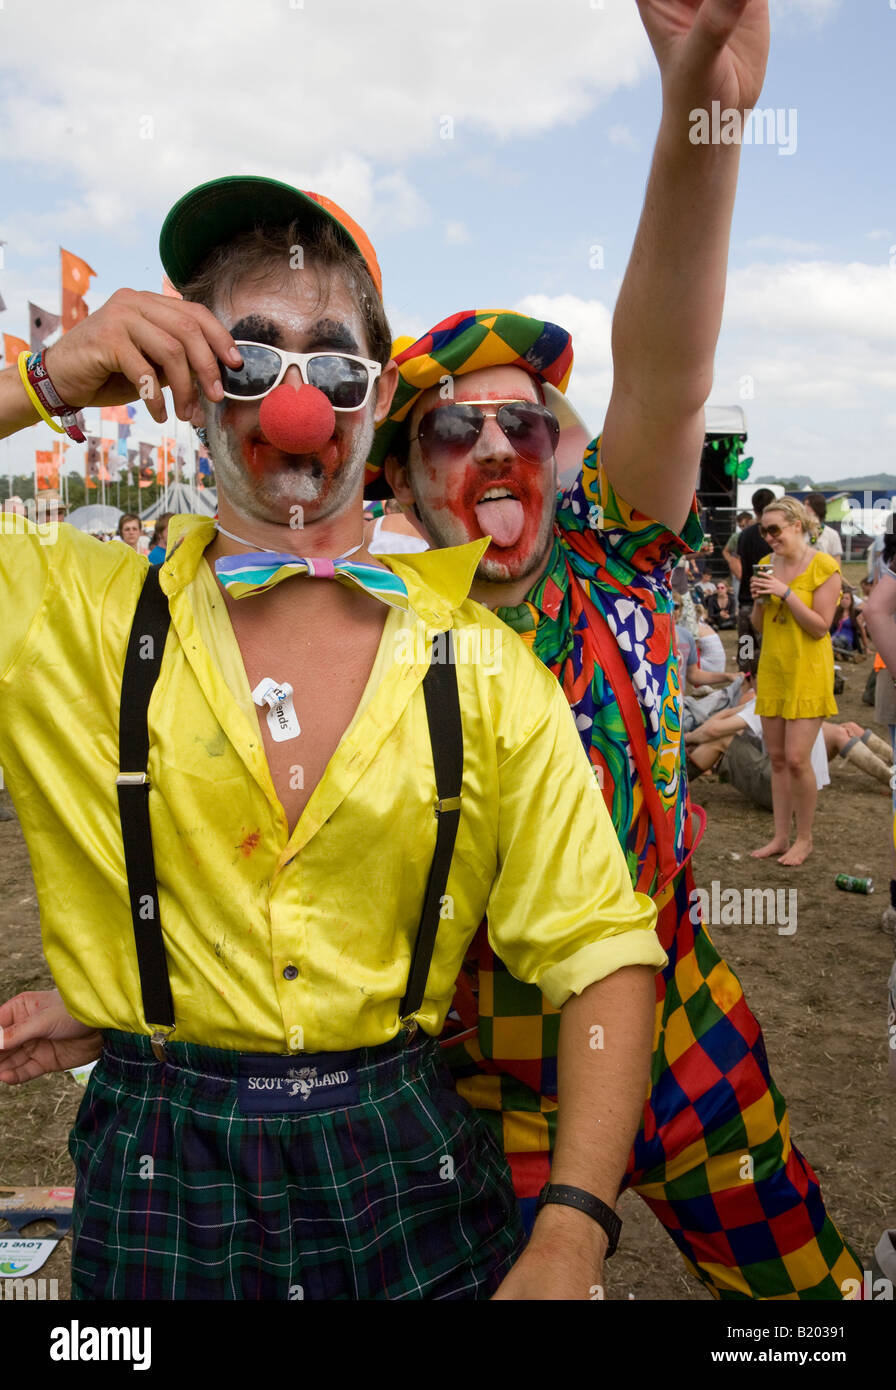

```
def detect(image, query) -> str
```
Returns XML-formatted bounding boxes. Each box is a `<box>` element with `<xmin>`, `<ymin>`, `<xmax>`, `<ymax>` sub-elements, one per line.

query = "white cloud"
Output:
<box><xmin>444</xmin><ymin>221</ymin><xmax>471</xmax><ymax>245</ymax></box>
<box><xmin>746</xmin><ymin>235</ymin><xmax>824</xmax><ymax>256</ymax></box>
<box><xmin>724</xmin><ymin>260</ymin><xmax>896</xmax><ymax>345</ymax></box>
<box><xmin>0</xmin><ymin>0</ymin><xmax>651</xmax><ymax>237</ymax></box>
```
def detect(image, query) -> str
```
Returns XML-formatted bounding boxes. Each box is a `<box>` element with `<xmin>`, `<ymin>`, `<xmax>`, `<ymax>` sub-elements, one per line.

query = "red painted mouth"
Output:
<box><xmin>468</xmin><ymin>478</ymin><xmax>526</xmax><ymax>549</ymax></box>
<box><xmin>243</xmin><ymin>432</ymin><xmax>340</xmax><ymax>475</ymax></box>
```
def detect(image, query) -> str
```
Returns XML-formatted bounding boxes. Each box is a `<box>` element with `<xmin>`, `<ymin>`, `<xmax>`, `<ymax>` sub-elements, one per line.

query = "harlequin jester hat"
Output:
<box><xmin>365</xmin><ymin>308</ymin><xmax>575</xmax><ymax>493</ymax></box>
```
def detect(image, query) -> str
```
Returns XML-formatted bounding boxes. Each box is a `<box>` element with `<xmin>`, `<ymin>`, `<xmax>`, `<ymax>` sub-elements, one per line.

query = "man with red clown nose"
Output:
<box><xmin>369</xmin><ymin>6</ymin><xmax>861</xmax><ymax>1306</ymax></box>
<box><xmin>0</xmin><ymin>177</ymin><xmax>669</xmax><ymax>1299</ymax></box>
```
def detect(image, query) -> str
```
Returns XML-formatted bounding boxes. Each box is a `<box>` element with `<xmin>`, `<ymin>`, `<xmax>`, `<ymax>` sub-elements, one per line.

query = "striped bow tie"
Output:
<box><xmin>214</xmin><ymin>551</ymin><xmax>410</xmax><ymax>610</ymax></box>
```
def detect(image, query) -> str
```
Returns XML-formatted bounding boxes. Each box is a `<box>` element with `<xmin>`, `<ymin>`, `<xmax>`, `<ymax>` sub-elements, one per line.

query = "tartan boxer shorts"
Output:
<box><xmin>68</xmin><ymin>1030</ymin><xmax>525</xmax><ymax>1300</ymax></box>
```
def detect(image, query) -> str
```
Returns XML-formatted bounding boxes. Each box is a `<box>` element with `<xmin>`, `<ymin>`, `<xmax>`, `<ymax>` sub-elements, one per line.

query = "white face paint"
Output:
<box><xmin>202</xmin><ymin>270</ymin><xmax>377</xmax><ymax>528</ymax></box>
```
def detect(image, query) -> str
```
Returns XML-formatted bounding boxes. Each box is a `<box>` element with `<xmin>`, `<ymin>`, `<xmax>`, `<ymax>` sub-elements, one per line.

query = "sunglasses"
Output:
<box><xmin>409</xmin><ymin>400</ymin><xmax>560</xmax><ymax>465</ymax></box>
<box><xmin>218</xmin><ymin>342</ymin><xmax>382</xmax><ymax>409</ymax></box>
<box><xmin>759</xmin><ymin>522</ymin><xmax>786</xmax><ymax>539</ymax></box>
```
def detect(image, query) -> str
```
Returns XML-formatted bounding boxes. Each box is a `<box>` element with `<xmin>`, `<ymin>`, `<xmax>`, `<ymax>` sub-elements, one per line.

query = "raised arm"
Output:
<box><xmin>0</xmin><ymin>289</ymin><xmax>241</xmax><ymax>438</ymax></box>
<box><xmin>601</xmin><ymin>0</ymin><xmax>770</xmax><ymax>532</ymax></box>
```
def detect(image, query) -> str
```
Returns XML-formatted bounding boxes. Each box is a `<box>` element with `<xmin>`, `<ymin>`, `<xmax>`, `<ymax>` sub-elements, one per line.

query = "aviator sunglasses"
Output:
<box><xmin>759</xmin><ymin>522</ymin><xmax>788</xmax><ymax>539</ymax></box>
<box><xmin>218</xmin><ymin>342</ymin><xmax>382</xmax><ymax>409</ymax></box>
<box><xmin>410</xmin><ymin>400</ymin><xmax>560</xmax><ymax>465</ymax></box>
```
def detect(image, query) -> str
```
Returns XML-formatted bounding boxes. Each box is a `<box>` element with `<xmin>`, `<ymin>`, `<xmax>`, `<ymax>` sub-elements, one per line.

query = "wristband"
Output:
<box><xmin>536</xmin><ymin>1182</ymin><xmax>622</xmax><ymax>1257</ymax></box>
<box><xmin>19</xmin><ymin>350</ymin><xmax>86</xmax><ymax>443</ymax></box>
<box><xmin>17</xmin><ymin>351</ymin><xmax>64</xmax><ymax>434</ymax></box>
<box><xmin>783</xmin><ymin>586</ymin><xmax>792</xmax><ymax>601</ymax></box>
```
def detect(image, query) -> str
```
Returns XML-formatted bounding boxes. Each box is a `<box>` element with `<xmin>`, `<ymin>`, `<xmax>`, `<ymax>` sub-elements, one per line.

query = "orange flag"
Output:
<box><xmin>3</xmin><ymin>332</ymin><xmax>29</xmax><ymax>366</ymax></box>
<box><xmin>61</xmin><ymin>248</ymin><xmax>97</xmax><ymax>332</ymax></box>
<box><xmin>100</xmin><ymin>405</ymin><xmax>133</xmax><ymax>424</ymax></box>
<box><xmin>98</xmin><ymin>437</ymin><xmax>113</xmax><ymax>482</ymax></box>
<box><xmin>36</xmin><ymin>446</ymin><xmax>60</xmax><ymax>491</ymax></box>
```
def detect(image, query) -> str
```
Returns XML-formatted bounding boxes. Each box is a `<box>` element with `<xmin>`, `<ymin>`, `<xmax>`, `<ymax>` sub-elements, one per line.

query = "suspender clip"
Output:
<box><xmin>398</xmin><ymin>1015</ymin><xmax>419</xmax><ymax>1042</ymax></box>
<box><xmin>434</xmin><ymin>796</ymin><xmax>461</xmax><ymax>816</ymax></box>
<box><xmin>117</xmin><ymin>772</ymin><xmax>149</xmax><ymax>786</ymax></box>
<box><xmin>150</xmin><ymin>1028</ymin><xmax>173</xmax><ymax>1062</ymax></box>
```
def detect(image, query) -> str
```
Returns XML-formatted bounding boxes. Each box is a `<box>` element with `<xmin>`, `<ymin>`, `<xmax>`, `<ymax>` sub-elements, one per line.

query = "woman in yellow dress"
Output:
<box><xmin>749</xmin><ymin>496</ymin><xmax>841</xmax><ymax>866</ymax></box>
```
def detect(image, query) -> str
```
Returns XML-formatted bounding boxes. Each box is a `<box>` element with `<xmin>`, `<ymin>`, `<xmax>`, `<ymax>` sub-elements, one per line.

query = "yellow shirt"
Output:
<box><xmin>0</xmin><ymin>512</ymin><xmax>663</xmax><ymax>1053</ymax></box>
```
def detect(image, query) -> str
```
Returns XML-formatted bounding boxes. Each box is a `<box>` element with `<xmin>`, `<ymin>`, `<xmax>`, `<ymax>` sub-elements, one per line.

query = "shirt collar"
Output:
<box><xmin>158</xmin><ymin>514</ymin><xmax>489</xmax><ymax>629</ymax></box>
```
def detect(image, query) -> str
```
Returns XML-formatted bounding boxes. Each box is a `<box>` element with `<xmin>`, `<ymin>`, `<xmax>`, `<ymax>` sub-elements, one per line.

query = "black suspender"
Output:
<box><xmin>400</xmin><ymin>631</ymin><xmax>463</xmax><ymax>1024</ymax></box>
<box><xmin>117</xmin><ymin>565</ymin><xmax>175</xmax><ymax>1045</ymax></box>
<box><xmin>117</xmin><ymin>568</ymin><xmax>463</xmax><ymax>1051</ymax></box>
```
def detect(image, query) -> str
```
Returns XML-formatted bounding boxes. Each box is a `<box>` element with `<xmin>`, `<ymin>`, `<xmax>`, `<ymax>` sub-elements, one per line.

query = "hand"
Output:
<box><xmin>492</xmin><ymin>1203</ymin><xmax>608</xmax><ymax>1301</ymax></box>
<box><xmin>41</xmin><ymin>289</ymin><xmax>243</xmax><ymax>425</ymax></box>
<box><xmin>0</xmin><ymin>990</ymin><xmax>102</xmax><ymax>1084</ymax></box>
<box><xmin>637</xmin><ymin>0</ymin><xmax>770</xmax><ymax>119</ymax></box>
<box><xmin>751</xmin><ymin>569</ymin><xmax>788</xmax><ymax>600</ymax></box>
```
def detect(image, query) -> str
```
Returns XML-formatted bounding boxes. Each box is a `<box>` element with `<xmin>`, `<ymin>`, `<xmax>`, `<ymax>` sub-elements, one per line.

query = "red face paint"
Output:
<box><xmin>420</xmin><ymin>454</ymin><xmax>555</xmax><ymax>569</ymax></box>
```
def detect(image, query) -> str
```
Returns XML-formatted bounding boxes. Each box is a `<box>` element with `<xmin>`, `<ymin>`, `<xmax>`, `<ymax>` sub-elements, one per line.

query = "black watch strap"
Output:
<box><xmin>536</xmin><ymin>1183</ymin><xmax>622</xmax><ymax>1257</ymax></box>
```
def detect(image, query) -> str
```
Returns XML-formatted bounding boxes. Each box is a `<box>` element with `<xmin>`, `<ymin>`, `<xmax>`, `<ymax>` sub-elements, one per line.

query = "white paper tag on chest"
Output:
<box><xmin>252</xmin><ymin>677</ymin><xmax>301</xmax><ymax>742</ymax></box>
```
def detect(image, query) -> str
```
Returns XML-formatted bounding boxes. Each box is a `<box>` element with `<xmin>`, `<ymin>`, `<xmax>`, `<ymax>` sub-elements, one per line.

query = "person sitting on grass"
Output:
<box><xmin>830</xmin><ymin>584</ymin><xmax>868</xmax><ymax>661</ymax></box>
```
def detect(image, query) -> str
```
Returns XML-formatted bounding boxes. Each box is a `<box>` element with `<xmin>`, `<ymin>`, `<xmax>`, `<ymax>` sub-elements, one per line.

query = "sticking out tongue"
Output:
<box><xmin>474</xmin><ymin>497</ymin><xmax>525</xmax><ymax>548</ymax></box>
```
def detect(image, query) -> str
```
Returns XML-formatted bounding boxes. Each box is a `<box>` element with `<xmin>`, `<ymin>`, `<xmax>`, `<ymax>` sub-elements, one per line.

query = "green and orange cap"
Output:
<box><xmin>159</xmin><ymin>175</ymin><xmax>382</xmax><ymax>298</ymax></box>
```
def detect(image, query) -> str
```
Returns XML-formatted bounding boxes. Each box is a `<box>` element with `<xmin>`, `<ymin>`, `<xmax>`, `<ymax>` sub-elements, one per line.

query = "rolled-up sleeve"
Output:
<box><xmin>485</xmin><ymin>656</ymin><xmax>666</xmax><ymax>1008</ymax></box>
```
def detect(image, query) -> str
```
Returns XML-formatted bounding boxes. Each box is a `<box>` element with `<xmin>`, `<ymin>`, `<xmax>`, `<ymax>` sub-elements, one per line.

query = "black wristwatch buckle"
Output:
<box><xmin>536</xmin><ymin>1182</ymin><xmax>622</xmax><ymax>1257</ymax></box>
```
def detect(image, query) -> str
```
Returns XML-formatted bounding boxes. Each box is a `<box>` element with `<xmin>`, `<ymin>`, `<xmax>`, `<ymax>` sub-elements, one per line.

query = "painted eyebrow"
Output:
<box><xmin>229</xmin><ymin>315</ymin><xmax>281</xmax><ymax>346</ymax></box>
<box><xmin>227</xmin><ymin>316</ymin><xmax>360</xmax><ymax>354</ymax></box>
<box><xmin>304</xmin><ymin>319</ymin><xmax>360</xmax><ymax>353</ymax></box>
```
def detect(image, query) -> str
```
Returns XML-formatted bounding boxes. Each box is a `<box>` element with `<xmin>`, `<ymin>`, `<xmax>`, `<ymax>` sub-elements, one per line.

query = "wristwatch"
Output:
<box><xmin>535</xmin><ymin>1183</ymin><xmax>622</xmax><ymax>1257</ymax></box>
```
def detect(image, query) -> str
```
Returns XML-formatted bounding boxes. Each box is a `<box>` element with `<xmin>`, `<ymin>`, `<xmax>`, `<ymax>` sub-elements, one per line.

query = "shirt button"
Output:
<box><xmin>282</xmin><ymin>964</ymin><xmax>299</xmax><ymax>980</ymax></box>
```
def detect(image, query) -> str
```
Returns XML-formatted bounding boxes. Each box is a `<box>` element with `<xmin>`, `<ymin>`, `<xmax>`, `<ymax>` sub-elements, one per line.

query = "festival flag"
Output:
<box><xmin>36</xmin><ymin>444</ymin><xmax>61</xmax><ymax>491</ymax></box>
<box><xmin>3</xmin><ymin>332</ymin><xmax>29</xmax><ymax>366</ymax></box>
<box><xmin>28</xmin><ymin>302</ymin><xmax>62</xmax><ymax>352</ymax></box>
<box><xmin>117</xmin><ymin>422</ymin><xmax>131</xmax><ymax>458</ymax></box>
<box><xmin>60</xmin><ymin>248</ymin><xmax>97</xmax><ymax>332</ymax></box>
<box><xmin>126</xmin><ymin>447</ymin><xmax>138</xmax><ymax>484</ymax></box>
<box><xmin>100</xmin><ymin>404</ymin><xmax>135</xmax><ymax>424</ymax></box>
<box><xmin>98</xmin><ymin>437</ymin><xmax>113</xmax><ymax>482</ymax></box>
<box><xmin>138</xmin><ymin>440</ymin><xmax>156</xmax><ymax>488</ymax></box>
<box><xmin>197</xmin><ymin>444</ymin><xmax>213</xmax><ymax>486</ymax></box>
<box><xmin>85</xmin><ymin>436</ymin><xmax>101</xmax><ymax>489</ymax></box>
<box><xmin>161</xmin><ymin>436</ymin><xmax>176</xmax><ymax>486</ymax></box>
<box><xmin>161</xmin><ymin>275</ymin><xmax>182</xmax><ymax>299</ymax></box>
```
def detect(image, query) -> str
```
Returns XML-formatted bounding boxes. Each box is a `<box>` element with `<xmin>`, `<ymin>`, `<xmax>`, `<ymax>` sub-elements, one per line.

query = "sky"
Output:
<box><xmin>0</xmin><ymin>0</ymin><xmax>894</xmax><ymax>488</ymax></box>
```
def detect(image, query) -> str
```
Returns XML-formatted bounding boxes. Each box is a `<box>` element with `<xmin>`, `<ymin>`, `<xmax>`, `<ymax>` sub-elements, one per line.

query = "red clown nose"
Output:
<box><xmin>257</xmin><ymin>382</ymin><xmax>336</xmax><ymax>455</ymax></box>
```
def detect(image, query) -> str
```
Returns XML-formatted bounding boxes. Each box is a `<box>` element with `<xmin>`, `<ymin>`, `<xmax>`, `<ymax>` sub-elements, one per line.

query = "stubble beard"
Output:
<box><xmin>410</xmin><ymin>467</ymin><xmax>557</xmax><ymax>588</ymax></box>
<box><xmin>204</xmin><ymin>403</ymin><xmax>373</xmax><ymax>526</ymax></box>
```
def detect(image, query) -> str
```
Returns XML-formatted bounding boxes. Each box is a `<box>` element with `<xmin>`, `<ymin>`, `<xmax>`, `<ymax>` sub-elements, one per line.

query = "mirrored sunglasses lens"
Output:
<box><xmin>219</xmin><ymin>343</ymin><xmax>281</xmax><ymax>397</ymax></box>
<box><xmin>307</xmin><ymin>356</ymin><xmax>370</xmax><ymax>408</ymax></box>
<box><xmin>418</xmin><ymin>405</ymin><xmax>483</xmax><ymax>455</ymax></box>
<box><xmin>497</xmin><ymin>404</ymin><xmax>560</xmax><ymax>462</ymax></box>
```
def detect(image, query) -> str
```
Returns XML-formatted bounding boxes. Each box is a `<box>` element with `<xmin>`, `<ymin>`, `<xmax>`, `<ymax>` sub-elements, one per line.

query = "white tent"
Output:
<box><xmin>66</xmin><ymin>504</ymin><xmax>124</xmax><ymax>533</ymax></box>
<box><xmin>141</xmin><ymin>483</ymin><xmax>217</xmax><ymax>518</ymax></box>
<box><xmin>705</xmin><ymin>405</ymin><xmax>747</xmax><ymax>437</ymax></box>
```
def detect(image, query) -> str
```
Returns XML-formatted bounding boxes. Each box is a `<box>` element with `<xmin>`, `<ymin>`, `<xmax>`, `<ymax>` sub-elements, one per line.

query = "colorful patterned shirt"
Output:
<box><xmin>497</xmin><ymin>436</ymin><xmax>703</xmax><ymax>897</ymax></box>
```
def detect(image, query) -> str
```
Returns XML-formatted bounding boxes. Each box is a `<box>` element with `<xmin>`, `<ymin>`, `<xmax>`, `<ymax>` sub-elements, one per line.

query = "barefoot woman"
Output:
<box><xmin>749</xmin><ymin>496</ymin><xmax>841</xmax><ymax>866</ymax></box>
